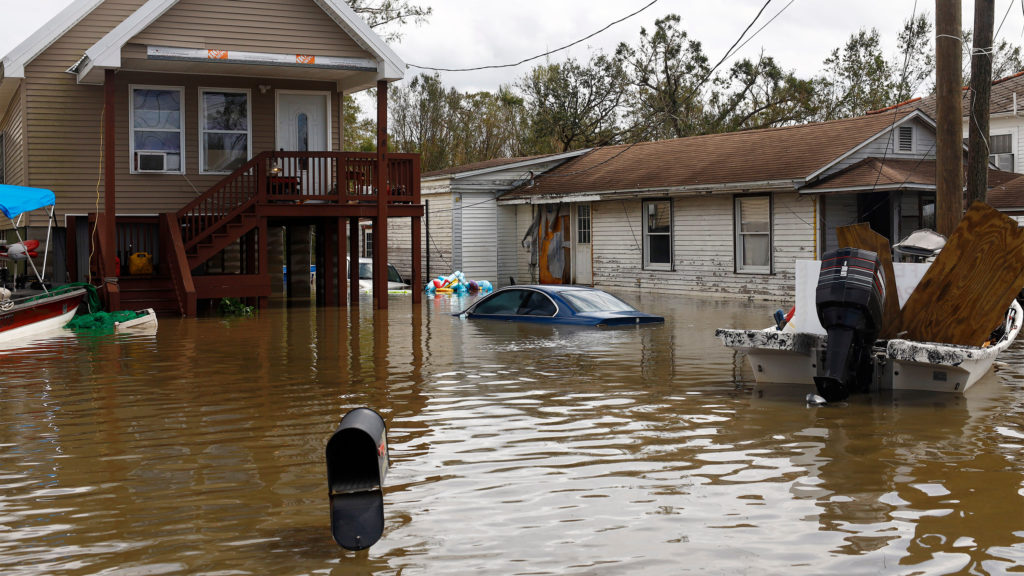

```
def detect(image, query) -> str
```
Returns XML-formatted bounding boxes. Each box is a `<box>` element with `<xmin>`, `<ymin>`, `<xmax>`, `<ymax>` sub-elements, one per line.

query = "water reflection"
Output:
<box><xmin>0</xmin><ymin>293</ymin><xmax>1021</xmax><ymax>574</ymax></box>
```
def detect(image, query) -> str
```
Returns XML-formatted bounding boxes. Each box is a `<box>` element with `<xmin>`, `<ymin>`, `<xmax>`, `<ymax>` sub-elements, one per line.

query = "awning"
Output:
<box><xmin>0</xmin><ymin>184</ymin><xmax>56</xmax><ymax>219</ymax></box>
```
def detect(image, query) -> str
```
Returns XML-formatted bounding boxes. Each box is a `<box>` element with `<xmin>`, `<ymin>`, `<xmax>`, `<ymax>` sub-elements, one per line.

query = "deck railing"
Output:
<box><xmin>175</xmin><ymin>151</ymin><xmax>420</xmax><ymax>251</ymax></box>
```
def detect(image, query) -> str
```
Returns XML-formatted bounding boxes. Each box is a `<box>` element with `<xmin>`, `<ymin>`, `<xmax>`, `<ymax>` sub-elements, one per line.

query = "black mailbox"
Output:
<box><xmin>326</xmin><ymin>407</ymin><xmax>389</xmax><ymax>551</ymax></box>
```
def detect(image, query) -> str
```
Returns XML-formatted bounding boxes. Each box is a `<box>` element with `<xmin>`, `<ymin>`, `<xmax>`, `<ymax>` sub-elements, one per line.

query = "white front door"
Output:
<box><xmin>276</xmin><ymin>91</ymin><xmax>329</xmax><ymax>195</ymax></box>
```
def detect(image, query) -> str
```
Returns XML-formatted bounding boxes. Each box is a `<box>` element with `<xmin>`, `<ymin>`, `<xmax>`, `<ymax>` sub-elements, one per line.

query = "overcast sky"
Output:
<box><xmin>3</xmin><ymin>0</ymin><xmax>1023</xmax><ymax>97</ymax></box>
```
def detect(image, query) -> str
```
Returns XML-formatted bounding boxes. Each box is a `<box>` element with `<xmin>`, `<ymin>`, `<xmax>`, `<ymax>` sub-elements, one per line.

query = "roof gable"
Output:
<box><xmin>75</xmin><ymin>0</ymin><xmax>404</xmax><ymax>86</ymax></box>
<box><xmin>1</xmin><ymin>0</ymin><xmax>106</xmax><ymax>80</ymax></box>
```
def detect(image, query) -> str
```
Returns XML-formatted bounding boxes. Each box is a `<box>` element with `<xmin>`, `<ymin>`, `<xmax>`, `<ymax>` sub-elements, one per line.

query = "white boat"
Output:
<box><xmin>717</xmin><ymin>256</ymin><xmax>1022</xmax><ymax>398</ymax></box>
<box><xmin>0</xmin><ymin>184</ymin><xmax>87</xmax><ymax>343</ymax></box>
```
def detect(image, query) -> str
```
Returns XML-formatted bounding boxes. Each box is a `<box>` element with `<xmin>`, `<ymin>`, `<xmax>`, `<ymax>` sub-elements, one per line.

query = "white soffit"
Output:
<box><xmin>147</xmin><ymin>46</ymin><xmax>377</xmax><ymax>72</ymax></box>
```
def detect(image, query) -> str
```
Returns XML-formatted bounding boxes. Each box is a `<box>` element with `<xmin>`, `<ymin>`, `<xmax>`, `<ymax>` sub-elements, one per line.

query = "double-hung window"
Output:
<box><xmin>200</xmin><ymin>88</ymin><xmax>251</xmax><ymax>173</ymax></box>
<box><xmin>131</xmin><ymin>86</ymin><xmax>184</xmax><ymax>174</ymax></box>
<box><xmin>990</xmin><ymin>133</ymin><xmax>1015</xmax><ymax>172</ymax></box>
<box><xmin>643</xmin><ymin>199</ymin><xmax>672</xmax><ymax>269</ymax></box>
<box><xmin>735</xmin><ymin>195</ymin><xmax>772</xmax><ymax>273</ymax></box>
<box><xmin>577</xmin><ymin>203</ymin><xmax>591</xmax><ymax>244</ymax></box>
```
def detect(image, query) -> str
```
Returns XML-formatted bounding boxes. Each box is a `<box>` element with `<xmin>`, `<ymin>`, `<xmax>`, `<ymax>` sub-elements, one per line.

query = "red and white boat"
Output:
<box><xmin>0</xmin><ymin>184</ymin><xmax>86</xmax><ymax>342</ymax></box>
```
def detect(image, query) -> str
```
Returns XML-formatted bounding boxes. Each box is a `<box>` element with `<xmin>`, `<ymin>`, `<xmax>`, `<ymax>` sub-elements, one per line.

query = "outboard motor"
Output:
<box><xmin>814</xmin><ymin>248</ymin><xmax>885</xmax><ymax>402</ymax></box>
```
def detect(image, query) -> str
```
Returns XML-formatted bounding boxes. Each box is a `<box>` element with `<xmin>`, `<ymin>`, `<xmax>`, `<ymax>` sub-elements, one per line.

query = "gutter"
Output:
<box><xmin>498</xmin><ymin>179</ymin><xmax>801</xmax><ymax>204</ymax></box>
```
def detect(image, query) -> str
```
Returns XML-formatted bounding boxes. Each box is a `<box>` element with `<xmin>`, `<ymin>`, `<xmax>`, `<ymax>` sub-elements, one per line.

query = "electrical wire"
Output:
<box><xmin>406</xmin><ymin>1</ymin><xmax>658</xmax><ymax>72</ymax></box>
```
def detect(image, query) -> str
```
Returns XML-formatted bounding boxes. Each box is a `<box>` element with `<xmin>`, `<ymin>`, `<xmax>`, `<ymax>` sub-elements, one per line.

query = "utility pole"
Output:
<box><xmin>935</xmin><ymin>0</ymin><xmax>962</xmax><ymax>236</ymax></box>
<box><xmin>967</xmin><ymin>0</ymin><xmax>994</xmax><ymax>205</ymax></box>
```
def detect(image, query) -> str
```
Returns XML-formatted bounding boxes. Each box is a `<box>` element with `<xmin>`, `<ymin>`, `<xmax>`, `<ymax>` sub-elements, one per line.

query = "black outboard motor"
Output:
<box><xmin>814</xmin><ymin>248</ymin><xmax>886</xmax><ymax>402</ymax></box>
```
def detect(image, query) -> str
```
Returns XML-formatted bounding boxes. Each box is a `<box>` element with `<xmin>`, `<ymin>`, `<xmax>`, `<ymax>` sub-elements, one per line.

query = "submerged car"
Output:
<box><xmin>457</xmin><ymin>285</ymin><xmax>664</xmax><ymax>326</ymax></box>
<box><xmin>348</xmin><ymin>257</ymin><xmax>408</xmax><ymax>291</ymax></box>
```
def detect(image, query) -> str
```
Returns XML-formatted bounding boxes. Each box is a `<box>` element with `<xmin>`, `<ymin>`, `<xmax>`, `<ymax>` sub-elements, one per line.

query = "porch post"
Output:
<box><xmin>374</xmin><ymin>80</ymin><xmax>389</xmax><ymax>309</ymax></box>
<box><xmin>412</xmin><ymin>215</ymin><xmax>422</xmax><ymax>303</ymax></box>
<box><xmin>103</xmin><ymin>69</ymin><xmax>120</xmax><ymax>310</ymax></box>
<box><xmin>337</xmin><ymin>217</ymin><xmax>346</xmax><ymax>306</ymax></box>
<box><xmin>258</xmin><ymin>219</ymin><xmax>269</xmax><ymax>310</ymax></box>
<box><xmin>349</xmin><ymin>216</ymin><xmax>360</xmax><ymax>305</ymax></box>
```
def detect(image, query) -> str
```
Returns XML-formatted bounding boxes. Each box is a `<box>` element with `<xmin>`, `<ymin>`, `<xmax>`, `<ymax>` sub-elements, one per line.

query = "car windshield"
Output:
<box><xmin>560</xmin><ymin>290</ymin><xmax>636</xmax><ymax>313</ymax></box>
<box><xmin>388</xmin><ymin>265</ymin><xmax>403</xmax><ymax>284</ymax></box>
<box><xmin>358</xmin><ymin>263</ymin><xmax>372</xmax><ymax>279</ymax></box>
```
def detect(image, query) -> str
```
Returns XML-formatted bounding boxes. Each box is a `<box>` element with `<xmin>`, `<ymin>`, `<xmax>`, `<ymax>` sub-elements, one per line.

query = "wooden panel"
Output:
<box><xmin>835</xmin><ymin>222</ymin><xmax>901</xmax><ymax>338</ymax></box>
<box><xmin>896</xmin><ymin>202</ymin><xmax>1024</xmax><ymax>345</ymax></box>
<box><xmin>130</xmin><ymin>0</ymin><xmax>373</xmax><ymax>58</ymax></box>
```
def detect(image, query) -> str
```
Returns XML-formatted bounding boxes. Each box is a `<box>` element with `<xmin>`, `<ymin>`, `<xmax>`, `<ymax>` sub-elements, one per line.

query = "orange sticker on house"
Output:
<box><xmin>296</xmin><ymin>54</ymin><xmax>316</xmax><ymax>64</ymax></box>
<box><xmin>208</xmin><ymin>49</ymin><xmax>229</xmax><ymax>60</ymax></box>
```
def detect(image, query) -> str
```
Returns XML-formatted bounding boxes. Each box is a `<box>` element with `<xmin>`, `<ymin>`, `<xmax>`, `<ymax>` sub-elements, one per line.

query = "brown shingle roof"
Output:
<box><xmin>987</xmin><ymin>174</ymin><xmax>1024</xmax><ymax>211</ymax></box>
<box><xmin>504</xmin><ymin>111</ymin><xmax>918</xmax><ymax>199</ymax></box>
<box><xmin>803</xmin><ymin>157</ymin><xmax>1020</xmax><ymax>193</ymax></box>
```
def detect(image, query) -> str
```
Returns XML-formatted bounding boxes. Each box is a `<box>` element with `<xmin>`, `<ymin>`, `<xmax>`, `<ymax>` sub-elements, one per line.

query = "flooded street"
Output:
<box><xmin>2</xmin><ymin>293</ymin><xmax>1024</xmax><ymax>575</ymax></box>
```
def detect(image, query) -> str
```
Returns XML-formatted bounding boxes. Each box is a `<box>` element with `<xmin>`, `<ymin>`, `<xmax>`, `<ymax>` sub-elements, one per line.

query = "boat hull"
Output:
<box><xmin>716</xmin><ymin>300</ymin><xmax>1022</xmax><ymax>395</ymax></box>
<box><xmin>0</xmin><ymin>288</ymin><xmax>86</xmax><ymax>341</ymax></box>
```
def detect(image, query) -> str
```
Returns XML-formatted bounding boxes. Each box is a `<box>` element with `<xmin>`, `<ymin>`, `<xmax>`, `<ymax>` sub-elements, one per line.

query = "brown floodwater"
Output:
<box><xmin>2</xmin><ymin>292</ymin><xmax>1024</xmax><ymax>575</ymax></box>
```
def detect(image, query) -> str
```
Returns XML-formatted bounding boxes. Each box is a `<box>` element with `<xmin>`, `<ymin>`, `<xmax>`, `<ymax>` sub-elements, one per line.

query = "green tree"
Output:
<box><xmin>815</xmin><ymin>28</ymin><xmax>894</xmax><ymax>120</ymax></box>
<box><xmin>616</xmin><ymin>14</ymin><xmax>711</xmax><ymax>140</ymax></box>
<box><xmin>520</xmin><ymin>54</ymin><xmax>628</xmax><ymax>152</ymax></box>
<box><xmin>705</xmin><ymin>55</ymin><xmax>817</xmax><ymax>132</ymax></box>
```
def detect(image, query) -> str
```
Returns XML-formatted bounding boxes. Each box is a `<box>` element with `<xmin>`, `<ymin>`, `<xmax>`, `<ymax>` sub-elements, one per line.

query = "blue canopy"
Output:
<box><xmin>0</xmin><ymin>184</ymin><xmax>56</xmax><ymax>219</ymax></box>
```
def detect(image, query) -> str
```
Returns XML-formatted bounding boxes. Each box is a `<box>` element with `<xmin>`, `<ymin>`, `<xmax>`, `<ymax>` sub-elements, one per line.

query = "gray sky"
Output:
<box><xmin>3</xmin><ymin>0</ymin><xmax>1023</xmax><ymax>97</ymax></box>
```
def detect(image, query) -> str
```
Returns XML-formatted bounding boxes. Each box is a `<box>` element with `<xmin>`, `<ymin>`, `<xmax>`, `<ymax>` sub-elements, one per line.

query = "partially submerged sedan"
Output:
<box><xmin>457</xmin><ymin>285</ymin><xmax>664</xmax><ymax>326</ymax></box>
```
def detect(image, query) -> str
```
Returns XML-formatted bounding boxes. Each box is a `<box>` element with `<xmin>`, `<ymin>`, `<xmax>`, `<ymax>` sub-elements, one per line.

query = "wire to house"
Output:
<box><xmin>406</xmin><ymin>1</ymin><xmax>658</xmax><ymax>72</ymax></box>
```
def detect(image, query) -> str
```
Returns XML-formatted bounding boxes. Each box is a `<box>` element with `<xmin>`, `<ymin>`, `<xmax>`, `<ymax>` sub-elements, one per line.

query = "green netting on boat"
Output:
<box><xmin>65</xmin><ymin>310</ymin><xmax>145</xmax><ymax>334</ymax></box>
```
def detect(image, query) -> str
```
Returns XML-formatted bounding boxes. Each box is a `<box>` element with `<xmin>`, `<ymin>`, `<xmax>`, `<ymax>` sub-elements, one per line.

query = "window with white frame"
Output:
<box><xmin>735</xmin><ymin>195</ymin><xmax>772</xmax><ymax>273</ymax></box>
<box><xmin>990</xmin><ymin>133</ymin><xmax>1015</xmax><ymax>172</ymax></box>
<box><xmin>577</xmin><ymin>203</ymin><xmax>591</xmax><ymax>244</ymax></box>
<box><xmin>362</xmin><ymin>228</ymin><xmax>373</xmax><ymax>259</ymax></box>
<box><xmin>200</xmin><ymin>88</ymin><xmax>251</xmax><ymax>173</ymax></box>
<box><xmin>131</xmin><ymin>86</ymin><xmax>184</xmax><ymax>173</ymax></box>
<box><xmin>643</xmin><ymin>199</ymin><xmax>672</xmax><ymax>268</ymax></box>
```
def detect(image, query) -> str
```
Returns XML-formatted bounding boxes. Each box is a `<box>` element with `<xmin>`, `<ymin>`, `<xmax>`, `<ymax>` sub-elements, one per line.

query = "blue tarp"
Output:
<box><xmin>0</xmin><ymin>184</ymin><xmax>56</xmax><ymax>219</ymax></box>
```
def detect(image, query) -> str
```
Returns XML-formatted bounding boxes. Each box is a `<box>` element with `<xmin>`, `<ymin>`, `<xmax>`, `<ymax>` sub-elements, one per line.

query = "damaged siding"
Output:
<box><xmin>592</xmin><ymin>192</ymin><xmax>815</xmax><ymax>300</ymax></box>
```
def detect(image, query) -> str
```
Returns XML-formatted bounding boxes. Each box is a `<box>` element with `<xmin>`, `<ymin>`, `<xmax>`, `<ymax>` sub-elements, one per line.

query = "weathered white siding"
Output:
<box><xmin>589</xmin><ymin>191</ymin><xmax>816</xmax><ymax>300</ymax></box>
<box><xmin>820</xmin><ymin>193</ymin><xmax>859</xmax><ymax>253</ymax></box>
<box><xmin>496</xmin><ymin>203</ymin><xmax>518</xmax><ymax>287</ymax></box>
<box><xmin>459</xmin><ymin>191</ymin><xmax>497</xmax><ymax>281</ymax></box>
<box><xmin>387</xmin><ymin>186</ymin><xmax>454</xmax><ymax>284</ymax></box>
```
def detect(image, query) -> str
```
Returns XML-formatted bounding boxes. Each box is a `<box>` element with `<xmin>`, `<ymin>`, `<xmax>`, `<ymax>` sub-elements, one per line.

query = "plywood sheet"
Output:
<box><xmin>895</xmin><ymin>202</ymin><xmax>1024</xmax><ymax>345</ymax></box>
<box><xmin>835</xmin><ymin>223</ymin><xmax>902</xmax><ymax>338</ymax></box>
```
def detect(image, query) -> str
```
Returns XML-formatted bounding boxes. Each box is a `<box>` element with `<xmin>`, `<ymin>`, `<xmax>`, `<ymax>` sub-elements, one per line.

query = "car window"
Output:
<box><xmin>517</xmin><ymin>291</ymin><xmax>556</xmax><ymax>316</ymax></box>
<box><xmin>387</xmin><ymin>265</ymin><xmax>403</xmax><ymax>284</ymax></box>
<box><xmin>472</xmin><ymin>289</ymin><xmax>528</xmax><ymax>315</ymax></box>
<box><xmin>359</xmin><ymin>263</ymin><xmax>372</xmax><ymax>280</ymax></box>
<box><xmin>560</xmin><ymin>290</ymin><xmax>636</xmax><ymax>313</ymax></box>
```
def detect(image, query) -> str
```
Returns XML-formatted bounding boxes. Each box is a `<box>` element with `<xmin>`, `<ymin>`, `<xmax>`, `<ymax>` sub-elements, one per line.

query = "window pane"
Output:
<box><xmin>133</xmin><ymin>89</ymin><xmax>180</xmax><ymax>129</ymax></box>
<box><xmin>297</xmin><ymin>113</ymin><xmax>309</xmax><ymax>152</ymax></box>
<box><xmin>203</xmin><ymin>92</ymin><xmax>248</xmax><ymax>131</ymax></box>
<box><xmin>474</xmin><ymin>290</ymin><xmax>526</xmax><ymax>315</ymax></box>
<box><xmin>203</xmin><ymin>133</ymin><xmax>248</xmax><ymax>172</ymax></box>
<box><xmin>991</xmin><ymin>134</ymin><xmax>1013</xmax><ymax>154</ymax></box>
<box><xmin>134</xmin><ymin>130</ymin><xmax>181</xmax><ymax>152</ymax></box>
<box><xmin>520</xmin><ymin>292</ymin><xmax>556</xmax><ymax>316</ymax></box>
<box><xmin>648</xmin><ymin>235</ymin><xmax>671</xmax><ymax>264</ymax></box>
<box><xmin>647</xmin><ymin>201</ymin><xmax>670</xmax><ymax>233</ymax></box>
<box><xmin>743</xmin><ymin>235</ymin><xmax>770</xmax><ymax>267</ymax></box>
<box><xmin>739</xmin><ymin>196</ymin><xmax>770</xmax><ymax>233</ymax></box>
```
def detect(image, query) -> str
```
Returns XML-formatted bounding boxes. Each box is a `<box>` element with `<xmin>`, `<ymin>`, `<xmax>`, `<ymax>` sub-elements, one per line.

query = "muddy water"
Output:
<box><xmin>1</xmin><ymin>293</ymin><xmax>1023</xmax><ymax>575</ymax></box>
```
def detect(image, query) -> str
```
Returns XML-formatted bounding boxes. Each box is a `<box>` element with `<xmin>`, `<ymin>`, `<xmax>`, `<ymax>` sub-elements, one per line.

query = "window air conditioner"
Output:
<box><xmin>136</xmin><ymin>151</ymin><xmax>167</xmax><ymax>172</ymax></box>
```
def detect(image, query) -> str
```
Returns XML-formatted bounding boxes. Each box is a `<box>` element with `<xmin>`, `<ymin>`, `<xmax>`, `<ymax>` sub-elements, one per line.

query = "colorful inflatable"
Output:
<box><xmin>424</xmin><ymin>271</ymin><xmax>494</xmax><ymax>295</ymax></box>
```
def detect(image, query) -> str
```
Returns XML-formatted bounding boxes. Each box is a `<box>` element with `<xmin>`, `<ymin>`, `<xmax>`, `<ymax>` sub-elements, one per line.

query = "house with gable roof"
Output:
<box><xmin>497</xmin><ymin>109</ymin><xmax>1019</xmax><ymax>300</ymax></box>
<box><xmin>388</xmin><ymin>150</ymin><xmax>588</xmax><ymax>287</ymax></box>
<box><xmin>0</xmin><ymin>0</ymin><xmax>421</xmax><ymax>314</ymax></box>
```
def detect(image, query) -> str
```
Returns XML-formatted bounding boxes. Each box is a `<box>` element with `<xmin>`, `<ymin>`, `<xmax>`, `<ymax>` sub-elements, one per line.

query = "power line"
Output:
<box><xmin>406</xmin><ymin>1</ymin><xmax>658</xmax><ymax>72</ymax></box>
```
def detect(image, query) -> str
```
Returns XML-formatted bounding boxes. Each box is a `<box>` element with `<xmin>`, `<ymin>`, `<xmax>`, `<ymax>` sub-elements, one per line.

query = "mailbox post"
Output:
<box><xmin>326</xmin><ymin>407</ymin><xmax>389</xmax><ymax>550</ymax></box>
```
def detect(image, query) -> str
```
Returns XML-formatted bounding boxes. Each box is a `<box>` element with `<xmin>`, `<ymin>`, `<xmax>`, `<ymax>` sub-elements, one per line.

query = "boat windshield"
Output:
<box><xmin>560</xmin><ymin>290</ymin><xmax>636</xmax><ymax>313</ymax></box>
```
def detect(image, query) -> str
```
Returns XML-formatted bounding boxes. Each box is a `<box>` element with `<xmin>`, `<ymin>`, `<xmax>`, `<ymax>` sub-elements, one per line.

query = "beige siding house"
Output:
<box><xmin>500</xmin><ymin>110</ymin><xmax>1020</xmax><ymax>301</ymax></box>
<box><xmin>0</xmin><ymin>0</ymin><xmax>421</xmax><ymax>314</ymax></box>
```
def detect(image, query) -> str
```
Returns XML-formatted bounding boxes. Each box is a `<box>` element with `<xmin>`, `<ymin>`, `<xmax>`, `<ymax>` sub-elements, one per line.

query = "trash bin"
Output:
<box><xmin>326</xmin><ymin>407</ymin><xmax>389</xmax><ymax>550</ymax></box>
